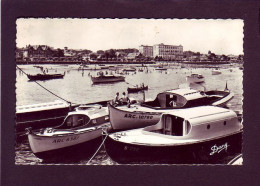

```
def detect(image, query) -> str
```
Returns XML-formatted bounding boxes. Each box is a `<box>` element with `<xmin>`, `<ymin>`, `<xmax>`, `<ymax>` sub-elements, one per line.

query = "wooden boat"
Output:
<box><xmin>16</xmin><ymin>100</ymin><xmax>71</xmax><ymax>137</ymax></box>
<box><xmin>212</xmin><ymin>70</ymin><xmax>222</xmax><ymax>75</ymax></box>
<box><xmin>155</xmin><ymin>67</ymin><xmax>167</xmax><ymax>71</ymax></box>
<box><xmin>227</xmin><ymin>154</ymin><xmax>243</xmax><ymax>165</ymax></box>
<box><xmin>27</xmin><ymin>73</ymin><xmax>64</xmax><ymax>81</ymax></box>
<box><xmin>91</xmin><ymin>74</ymin><xmax>125</xmax><ymax>83</ymax></box>
<box><xmin>186</xmin><ymin>74</ymin><xmax>205</xmax><ymax>83</ymax></box>
<box><xmin>16</xmin><ymin>100</ymin><xmax>109</xmax><ymax>139</ymax></box>
<box><xmin>123</xmin><ymin>68</ymin><xmax>136</xmax><ymax>72</ymax></box>
<box><xmin>127</xmin><ymin>85</ymin><xmax>148</xmax><ymax>93</ymax></box>
<box><xmin>27</xmin><ymin>105</ymin><xmax>110</xmax><ymax>159</ymax></box>
<box><xmin>104</xmin><ymin>106</ymin><xmax>243</xmax><ymax>164</ymax></box>
<box><xmin>108</xmin><ymin>87</ymin><xmax>234</xmax><ymax>131</ymax></box>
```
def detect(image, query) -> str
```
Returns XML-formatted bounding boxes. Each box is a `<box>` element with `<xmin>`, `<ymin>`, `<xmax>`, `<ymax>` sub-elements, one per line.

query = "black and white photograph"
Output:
<box><xmin>15</xmin><ymin>18</ymin><xmax>244</xmax><ymax>165</ymax></box>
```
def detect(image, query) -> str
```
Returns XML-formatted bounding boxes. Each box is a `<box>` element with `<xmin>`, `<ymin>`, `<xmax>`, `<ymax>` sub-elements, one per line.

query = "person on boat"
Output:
<box><xmin>169</xmin><ymin>96</ymin><xmax>177</xmax><ymax>107</ymax></box>
<box><xmin>120</xmin><ymin>92</ymin><xmax>130</xmax><ymax>105</ymax></box>
<box><xmin>113</xmin><ymin>92</ymin><xmax>120</xmax><ymax>106</ymax></box>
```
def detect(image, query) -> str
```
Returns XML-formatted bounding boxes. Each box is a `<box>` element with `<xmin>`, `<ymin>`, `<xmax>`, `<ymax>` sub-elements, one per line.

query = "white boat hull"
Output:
<box><xmin>28</xmin><ymin>126</ymin><xmax>105</xmax><ymax>156</ymax></box>
<box><xmin>108</xmin><ymin>104</ymin><xmax>161</xmax><ymax>131</ymax></box>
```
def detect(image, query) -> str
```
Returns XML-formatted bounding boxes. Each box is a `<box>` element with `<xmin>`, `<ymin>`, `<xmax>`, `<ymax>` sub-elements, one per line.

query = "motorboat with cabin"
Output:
<box><xmin>108</xmin><ymin>84</ymin><xmax>234</xmax><ymax>131</ymax></box>
<box><xmin>212</xmin><ymin>70</ymin><xmax>222</xmax><ymax>75</ymax></box>
<box><xmin>27</xmin><ymin>73</ymin><xmax>64</xmax><ymax>81</ymax></box>
<box><xmin>104</xmin><ymin>106</ymin><xmax>243</xmax><ymax>164</ymax></box>
<box><xmin>186</xmin><ymin>74</ymin><xmax>205</xmax><ymax>83</ymax></box>
<box><xmin>91</xmin><ymin>71</ymin><xmax>125</xmax><ymax>84</ymax></box>
<box><xmin>27</xmin><ymin>105</ymin><xmax>109</xmax><ymax>159</ymax></box>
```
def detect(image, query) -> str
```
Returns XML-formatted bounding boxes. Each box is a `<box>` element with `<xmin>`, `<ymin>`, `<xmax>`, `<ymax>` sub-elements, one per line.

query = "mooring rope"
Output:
<box><xmin>16</xmin><ymin>65</ymin><xmax>77</xmax><ymax>105</ymax></box>
<box><xmin>86</xmin><ymin>128</ymin><xmax>108</xmax><ymax>165</ymax></box>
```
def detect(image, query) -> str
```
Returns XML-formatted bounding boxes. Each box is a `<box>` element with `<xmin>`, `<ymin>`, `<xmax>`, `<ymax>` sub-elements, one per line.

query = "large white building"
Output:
<box><xmin>153</xmin><ymin>43</ymin><xmax>183</xmax><ymax>60</ymax></box>
<box><xmin>139</xmin><ymin>43</ymin><xmax>183</xmax><ymax>60</ymax></box>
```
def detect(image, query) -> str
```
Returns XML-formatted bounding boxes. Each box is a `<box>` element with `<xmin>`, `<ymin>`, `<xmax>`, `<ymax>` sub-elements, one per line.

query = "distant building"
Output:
<box><xmin>153</xmin><ymin>43</ymin><xmax>183</xmax><ymax>60</ymax></box>
<box><xmin>139</xmin><ymin>45</ymin><xmax>153</xmax><ymax>57</ymax></box>
<box><xmin>126</xmin><ymin>52</ymin><xmax>139</xmax><ymax>60</ymax></box>
<box><xmin>227</xmin><ymin>55</ymin><xmax>239</xmax><ymax>62</ymax></box>
<box><xmin>64</xmin><ymin>47</ymin><xmax>75</xmax><ymax>57</ymax></box>
<box><xmin>27</xmin><ymin>45</ymin><xmax>54</xmax><ymax>58</ymax></box>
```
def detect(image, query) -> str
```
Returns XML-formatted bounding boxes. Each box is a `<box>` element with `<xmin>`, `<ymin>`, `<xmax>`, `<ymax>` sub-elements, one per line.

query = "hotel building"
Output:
<box><xmin>153</xmin><ymin>43</ymin><xmax>183</xmax><ymax>60</ymax></box>
<box><xmin>139</xmin><ymin>43</ymin><xmax>183</xmax><ymax>60</ymax></box>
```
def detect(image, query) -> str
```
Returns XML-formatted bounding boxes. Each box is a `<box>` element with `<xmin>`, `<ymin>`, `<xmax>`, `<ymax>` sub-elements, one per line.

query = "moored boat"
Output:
<box><xmin>16</xmin><ymin>100</ymin><xmax>71</xmax><ymax>137</ymax></box>
<box><xmin>91</xmin><ymin>71</ymin><xmax>125</xmax><ymax>83</ymax></box>
<box><xmin>109</xmin><ymin>86</ymin><xmax>234</xmax><ymax>131</ymax></box>
<box><xmin>212</xmin><ymin>70</ymin><xmax>222</xmax><ymax>75</ymax></box>
<box><xmin>27</xmin><ymin>105</ymin><xmax>110</xmax><ymax>159</ymax></box>
<box><xmin>104</xmin><ymin>106</ymin><xmax>243</xmax><ymax>164</ymax></box>
<box><xmin>127</xmin><ymin>85</ymin><xmax>148</xmax><ymax>93</ymax></box>
<box><xmin>155</xmin><ymin>67</ymin><xmax>167</xmax><ymax>71</ymax></box>
<box><xmin>123</xmin><ymin>68</ymin><xmax>136</xmax><ymax>72</ymax></box>
<box><xmin>186</xmin><ymin>74</ymin><xmax>205</xmax><ymax>83</ymax></box>
<box><xmin>27</xmin><ymin>73</ymin><xmax>64</xmax><ymax>81</ymax></box>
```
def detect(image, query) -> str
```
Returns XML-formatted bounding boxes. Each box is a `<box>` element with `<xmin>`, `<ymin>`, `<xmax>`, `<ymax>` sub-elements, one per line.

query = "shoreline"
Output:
<box><xmin>16</xmin><ymin>60</ymin><xmax>242</xmax><ymax>65</ymax></box>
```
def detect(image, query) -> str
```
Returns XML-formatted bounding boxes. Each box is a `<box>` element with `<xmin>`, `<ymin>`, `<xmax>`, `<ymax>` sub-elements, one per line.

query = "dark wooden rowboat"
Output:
<box><xmin>127</xmin><ymin>86</ymin><xmax>148</xmax><ymax>93</ymax></box>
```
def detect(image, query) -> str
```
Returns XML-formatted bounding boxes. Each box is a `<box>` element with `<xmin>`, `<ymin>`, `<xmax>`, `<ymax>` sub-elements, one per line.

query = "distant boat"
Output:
<box><xmin>27</xmin><ymin>73</ymin><xmax>64</xmax><ymax>81</ymax></box>
<box><xmin>155</xmin><ymin>67</ymin><xmax>167</xmax><ymax>71</ymax></box>
<box><xmin>91</xmin><ymin>72</ymin><xmax>125</xmax><ymax>83</ymax></box>
<box><xmin>123</xmin><ymin>68</ymin><xmax>136</xmax><ymax>72</ymax></box>
<box><xmin>212</xmin><ymin>70</ymin><xmax>222</xmax><ymax>75</ymax></box>
<box><xmin>104</xmin><ymin>106</ymin><xmax>243</xmax><ymax>164</ymax></box>
<box><xmin>127</xmin><ymin>85</ymin><xmax>148</xmax><ymax>93</ymax></box>
<box><xmin>27</xmin><ymin>105</ymin><xmax>110</xmax><ymax>159</ymax></box>
<box><xmin>186</xmin><ymin>74</ymin><xmax>205</xmax><ymax>83</ymax></box>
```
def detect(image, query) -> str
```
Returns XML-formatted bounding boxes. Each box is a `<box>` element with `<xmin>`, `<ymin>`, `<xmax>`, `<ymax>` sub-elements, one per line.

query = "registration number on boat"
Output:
<box><xmin>124</xmin><ymin>114</ymin><xmax>153</xmax><ymax>119</ymax></box>
<box><xmin>52</xmin><ymin>136</ymin><xmax>79</xmax><ymax>143</ymax></box>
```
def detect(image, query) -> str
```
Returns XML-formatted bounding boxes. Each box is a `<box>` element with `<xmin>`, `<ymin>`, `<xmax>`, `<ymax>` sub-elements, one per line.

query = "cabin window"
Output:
<box><xmin>207</xmin><ymin>125</ymin><xmax>210</xmax><ymax>129</ymax></box>
<box><xmin>64</xmin><ymin>115</ymin><xmax>90</xmax><ymax>128</ymax></box>
<box><xmin>224</xmin><ymin>121</ymin><xmax>227</xmax><ymax>126</ymax></box>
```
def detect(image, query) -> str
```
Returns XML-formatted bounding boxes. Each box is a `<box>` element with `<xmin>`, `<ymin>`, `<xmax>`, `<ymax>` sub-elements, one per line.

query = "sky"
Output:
<box><xmin>16</xmin><ymin>18</ymin><xmax>244</xmax><ymax>55</ymax></box>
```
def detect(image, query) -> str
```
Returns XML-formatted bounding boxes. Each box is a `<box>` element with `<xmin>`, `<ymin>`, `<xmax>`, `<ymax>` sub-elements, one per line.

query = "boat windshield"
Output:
<box><xmin>142</xmin><ymin>93</ymin><xmax>187</xmax><ymax>109</ymax></box>
<box><xmin>60</xmin><ymin>114</ymin><xmax>90</xmax><ymax>129</ymax></box>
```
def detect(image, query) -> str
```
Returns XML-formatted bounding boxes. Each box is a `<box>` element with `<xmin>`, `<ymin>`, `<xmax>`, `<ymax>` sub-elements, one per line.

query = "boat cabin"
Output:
<box><xmin>56</xmin><ymin>114</ymin><xmax>91</xmax><ymax>130</ymax></box>
<box><xmin>55</xmin><ymin>107</ymin><xmax>109</xmax><ymax>130</ymax></box>
<box><xmin>189</xmin><ymin>74</ymin><xmax>204</xmax><ymax>79</ymax></box>
<box><xmin>141</xmin><ymin>88</ymin><xmax>208</xmax><ymax>109</ymax></box>
<box><xmin>145</xmin><ymin>106</ymin><xmax>242</xmax><ymax>139</ymax></box>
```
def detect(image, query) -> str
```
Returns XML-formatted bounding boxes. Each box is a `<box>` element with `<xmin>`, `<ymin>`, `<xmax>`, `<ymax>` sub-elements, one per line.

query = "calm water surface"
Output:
<box><xmin>15</xmin><ymin>64</ymin><xmax>243</xmax><ymax>165</ymax></box>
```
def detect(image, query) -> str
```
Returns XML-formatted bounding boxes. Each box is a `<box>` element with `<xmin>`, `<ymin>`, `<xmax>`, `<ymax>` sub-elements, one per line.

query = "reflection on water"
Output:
<box><xmin>15</xmin><ymin>64</ymin><xmax>243</xmax><ymax>165</ymax></box>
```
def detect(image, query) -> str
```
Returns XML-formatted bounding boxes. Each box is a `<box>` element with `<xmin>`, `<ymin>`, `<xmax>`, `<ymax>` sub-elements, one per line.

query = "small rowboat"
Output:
<box><xmin>104</xmin><ymin>106</ymin><xmax>243</xmax><ymax>164</ymax></box>
<box><xmin>27</xmin><ymin>105</ymin><xmax>110</xmax><ymax>159</ymax></box>
<box><xmin>27</xmin><ymin>73</ymin><xmax>64</xmax><ymax>81</ymax></box>
<box><xmin>127</xmin><ymin>86</ymin><xmax>148</xmax><ymax>93</ymax></box>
